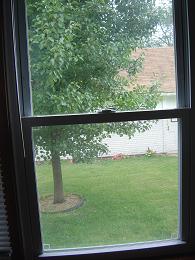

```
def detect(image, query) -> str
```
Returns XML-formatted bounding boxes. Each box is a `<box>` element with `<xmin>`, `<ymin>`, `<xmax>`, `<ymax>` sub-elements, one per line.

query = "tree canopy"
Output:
<box><xmin>143</xmin><ymin>0</ymin><xmax>174</xmax><ymax>47</ymax></box>
<box><xmin>28</xmin><ymin>0</ymin><xmax>161</xmax><ymax>115</ymax></box>
<box><xmin>27</xmin><ymin>0</ymin><xmax>163</xmax><ymax>203</ymax></box>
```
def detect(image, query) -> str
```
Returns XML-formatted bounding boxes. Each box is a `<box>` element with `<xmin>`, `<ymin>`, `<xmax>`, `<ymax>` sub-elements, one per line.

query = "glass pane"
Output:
<box><xmin>26</xmin><ymin>0</ymin><xmax>177</xmax><ymax>116</ymax></box>
<box><xmin>32</xmin><ymin>119</ymin><xmax>179</xmax><ymax>250</ymax></box>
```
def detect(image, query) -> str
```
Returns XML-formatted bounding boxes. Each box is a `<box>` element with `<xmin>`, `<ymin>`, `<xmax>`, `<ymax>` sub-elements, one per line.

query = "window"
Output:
<box><xmin>2</xmin><ymin>0</ymin><xmax>195</xmax><ymax>259</ymax></box>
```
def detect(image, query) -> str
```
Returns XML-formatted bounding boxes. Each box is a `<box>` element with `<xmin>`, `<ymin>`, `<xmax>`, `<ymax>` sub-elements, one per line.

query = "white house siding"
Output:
<box><xmin>157</xmin><ymin>94</ymin><xmax>177</xmax><ymax>110</ymax></box>
<box><xmin>35</xmin><ymin>94</ymin><xmax>178</xmax><ymax>161</ymax></box>
<box><xmin>102</xmin><ymin>94</ymin><xmax>178</xmax><ymax>157</ymax></box>
<box><xmin>102</xmin><ymin>118</ymin><xmax>178</xmax><ymax>157</ymax></box>
<box><xmin>102</xmin><ymin>46</ymin><xmax>178</xmax><ymax>158</ymax></box>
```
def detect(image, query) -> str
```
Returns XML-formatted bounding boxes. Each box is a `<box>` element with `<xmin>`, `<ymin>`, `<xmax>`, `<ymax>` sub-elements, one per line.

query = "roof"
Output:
<box><xmin>120</xmin><ymin>47</ymin><xmax>176</xmax><ymax>93</ymax></box>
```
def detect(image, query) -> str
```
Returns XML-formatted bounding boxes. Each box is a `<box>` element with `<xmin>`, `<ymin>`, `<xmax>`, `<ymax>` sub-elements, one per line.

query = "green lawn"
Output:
<box><xmin>36</xmin><ymin>155</ymin><xmax>179</xmax><ymax>250</ymax></box>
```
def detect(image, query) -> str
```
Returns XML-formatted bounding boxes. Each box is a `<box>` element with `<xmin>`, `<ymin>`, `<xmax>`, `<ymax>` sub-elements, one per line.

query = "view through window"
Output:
<box><xmin>25</xmin><ymin>0</ymin><xmax>180</xmax><ymax>252</ymax></box>
<box><xmin>33</xmin><ymin>120</ymin><xmax>179</xmax><ymax>250</ymax></box>
<box><xmin>27</xmin><ymin>0</ymin><xmax>176</xmax><ymax>116</ymax></box>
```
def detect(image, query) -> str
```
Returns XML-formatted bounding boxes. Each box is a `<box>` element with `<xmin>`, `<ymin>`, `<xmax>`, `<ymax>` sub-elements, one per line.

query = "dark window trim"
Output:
<box><xmin>0</xmin><ymin>2</ymin><xmax>25</xmax><ymax>259</ymax></box>
<box><xmin>21</xmin><ymin>109</ymin><xmax>188</xmax><ymax>127</ymax></box>
<box><xmin>187</xmin><ymin>0</ymin><xmax>195</xmax><ymax>247</ymax></box>
<box><xmin>2</xmin><ymin>0</ymin><xmax>195</xmax><ymax>259</ymax></box>
<box><xmin>14</xmin><ymin>0</ymin><xmax>32</xmax><ymax>116</ymax></box>
<box><xmin>2</xmin><ymin>0</ymin><xmax>35</xmax><ymax>259</ymax></box>
<box><xmin>21</xmin><ymin>112</ymin><xmax>191</xmax><ymax>259</ymax></box>
<box><xmin>37</xmin><ymin>241</ymin><xmax>189</xmax><ymax>260</ymax></box>
<box><xmin>174</xmin><ymin>0</ymin><xmax>191</xmax><ymax>108</ymax></box>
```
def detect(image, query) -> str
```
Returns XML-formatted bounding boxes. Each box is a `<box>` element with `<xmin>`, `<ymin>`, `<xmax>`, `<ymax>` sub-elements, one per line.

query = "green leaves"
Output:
<box><xmin>28</xmin><ymin>0</ymin><xmax>162</xmax><ymax>162</ymax></box>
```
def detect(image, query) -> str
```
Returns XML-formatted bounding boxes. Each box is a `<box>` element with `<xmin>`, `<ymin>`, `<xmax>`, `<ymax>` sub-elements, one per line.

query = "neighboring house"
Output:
<box><xmin>131</xmin><ymin>47</ymin><xmax>176</xmax><ymax>110</ymax></box>
<box><xmin>103</xmin><ymin>47</ymin><xmax>178</xmax><ymax>157</ymax></box>
<box><xmin>36</xmin><ymin>48</ymin><xmax>178</xmax><ymax>161</ymax></box>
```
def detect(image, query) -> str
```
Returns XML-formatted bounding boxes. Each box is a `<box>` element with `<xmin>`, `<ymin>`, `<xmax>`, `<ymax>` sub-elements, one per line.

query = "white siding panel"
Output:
<box><xmin>101</xmin><ymin>95</ymin><xmax>178</xmax><ymax>157</ymax></box>
<box><xmin>35</xmin><ymin>95</ymin><xmax>178</xmax><ymax>160</ymax></box>
<box><xmin>102</xmin><ymin>118</ymin><xmax>178</xmax><ymax>157</ymax></box>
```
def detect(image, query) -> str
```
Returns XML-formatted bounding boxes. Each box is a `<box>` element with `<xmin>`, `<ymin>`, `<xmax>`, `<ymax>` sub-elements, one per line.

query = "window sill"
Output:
<box><xmin>37</xmin><ymin>240</ymin><xmax>189</xmax><ymax>260</ymax></box>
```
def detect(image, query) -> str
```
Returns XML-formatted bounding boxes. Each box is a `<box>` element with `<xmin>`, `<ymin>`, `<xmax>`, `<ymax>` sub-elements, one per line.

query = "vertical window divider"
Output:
<box><xmin>2</xmin><ymin>0</ymin><xmax>34</xmax><ymax>259</ymax></box>
<box><xmin>174</xmin><ymin>0</ymin><xmax>191</xmax><ymax>108</ymax></box>
<box><xmin>22</xmin><ymin>123</ymin><xmax>43</xmax><ymax>256</ymax></box>
<box><xmin>179</xmin><ymin>111</ymin><xmax>191</xmax><ymax>242</ymax></box>
<box><xmin>186</xmin><ymin>0</ymin><xmax>195</xmax><ymax>248</ymax></box>
<box><xmin>14</xmin><ymin>0</ymin><xmax>32</xmax><ymax>117</ymax></box>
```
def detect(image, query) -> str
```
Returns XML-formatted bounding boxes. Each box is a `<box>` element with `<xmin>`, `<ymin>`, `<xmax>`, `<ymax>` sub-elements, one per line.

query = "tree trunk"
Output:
<box><xmin>51</xmin><ymin>152</ymin><xmax>65</xmax><ymax>204</ymax></box>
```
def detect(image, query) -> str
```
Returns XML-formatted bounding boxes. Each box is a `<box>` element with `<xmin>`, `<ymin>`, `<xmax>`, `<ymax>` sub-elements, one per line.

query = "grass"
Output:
<box><xmin>35</xmin><ymin>155</ymin><xmax>179</xmax><ymax>250</ymax></box>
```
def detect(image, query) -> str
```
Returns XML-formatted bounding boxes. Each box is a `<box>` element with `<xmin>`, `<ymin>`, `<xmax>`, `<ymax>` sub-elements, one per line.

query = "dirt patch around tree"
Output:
<box><xmin>40</xmin><ymin>193</ymin><xmax>84</xmax><ymax>213</ymax></box>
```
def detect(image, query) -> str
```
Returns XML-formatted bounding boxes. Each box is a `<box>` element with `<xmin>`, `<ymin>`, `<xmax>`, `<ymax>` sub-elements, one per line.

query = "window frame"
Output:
<box><xmin>2</xmin><ymin>0</ymin><xmax>195</xmax><ymax>259</ymax></box>
<box><xmin>22</xmin><ymin>109</ymin><xmax>190</xmax><ymax>259</ymax></box>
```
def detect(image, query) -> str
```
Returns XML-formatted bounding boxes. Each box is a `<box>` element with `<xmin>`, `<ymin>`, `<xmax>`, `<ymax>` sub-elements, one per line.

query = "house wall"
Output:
<box><xmin>35</xmin><ymin>94</ymin><xmax>178</xmax><ymax>160</ymax></box>
<box><xmin>102</xmin><ymin>94</ymin><xmax>178</xmax><ymax>157</ymax></box>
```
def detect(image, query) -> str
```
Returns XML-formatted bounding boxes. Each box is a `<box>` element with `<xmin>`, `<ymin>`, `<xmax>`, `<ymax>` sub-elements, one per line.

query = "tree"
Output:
<box><xmin>27</xmin><ymin>0</ymin><xmax>161</xmax><ymax>204</ymax></box>
<box><xmin>143</xmin><ymin>0</ymin><xmax>174</xmax><ymax>47</ymax></box>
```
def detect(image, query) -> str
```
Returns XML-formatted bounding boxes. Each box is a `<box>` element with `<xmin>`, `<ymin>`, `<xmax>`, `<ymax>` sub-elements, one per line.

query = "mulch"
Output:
<box><xmin>40</xmin><ymin>193</ymin><xmax>84</xmax><ymax>213</ymax></box>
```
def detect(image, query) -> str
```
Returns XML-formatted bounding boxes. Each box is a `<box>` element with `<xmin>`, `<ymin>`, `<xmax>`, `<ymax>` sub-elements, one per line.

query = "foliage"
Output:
<box><xmin>145</xmin><ymin>147</ymin><xmax>156</xmax><ymax>157</ymax></box>
<box><xmin>28</xmin><ymin>0</ymin><xmax>162</xmax><ymax>163</ymax></box>
<box><xmin>143</xmin><ymin>0</ymin><xmax>174</xmax><ymax>47</ymax></box>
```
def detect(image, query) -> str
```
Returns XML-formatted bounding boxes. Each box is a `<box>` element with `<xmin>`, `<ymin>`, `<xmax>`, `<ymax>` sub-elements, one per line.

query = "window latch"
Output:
<box><xmin>97</xmin><ymin>107</ymin><xmax>116</xmax><ymax>114</ymax></box>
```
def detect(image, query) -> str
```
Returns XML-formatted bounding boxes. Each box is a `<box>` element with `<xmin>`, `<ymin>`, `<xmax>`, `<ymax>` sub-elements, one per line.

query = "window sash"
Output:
<box><xmin>22</xmin><ymin>109</ymin><xmax>188</xmax><ymax>127</ymax></box>
<box><xmin>21</xmin><ymin>108</ymin><xmax>191</xmax><ymax>258</ymax></box>
<box><xmin>16</xmin><ymin>0</ymin><xmax>190</xmax><ymax>117</ymax></box>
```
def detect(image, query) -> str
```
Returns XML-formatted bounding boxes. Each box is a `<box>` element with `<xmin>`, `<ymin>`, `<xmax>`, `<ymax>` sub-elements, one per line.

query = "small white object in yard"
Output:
<box><xmin>43</xmin><ymin>244</ymin><xmax>51</xmax><ymax>250</ymax></box>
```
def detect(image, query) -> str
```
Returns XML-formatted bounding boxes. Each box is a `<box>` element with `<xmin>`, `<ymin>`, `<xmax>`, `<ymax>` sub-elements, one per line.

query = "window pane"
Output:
<box><xmin>32</xmin><ymin>119</ymin><xmax>179</xmax><ymax>250</ymax></box>
<box><xmin>26</xmin><ymin>0</ymin><xmax>177</xmax><ymax>116</ymax></box>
